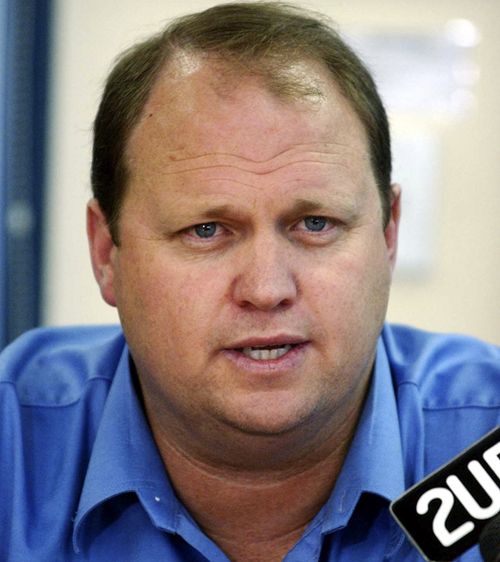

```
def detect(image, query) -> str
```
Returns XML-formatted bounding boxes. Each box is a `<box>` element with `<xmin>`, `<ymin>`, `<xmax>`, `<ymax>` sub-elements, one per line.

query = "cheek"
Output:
<box><xmin>117</xmin><ymin>253</ymin><xmax>226</xmax><ymax>341</ymax></box>
<box><xmin>305</xmin><ymin>244</ymin><xmax>391</xmax><ymax>330</ymax></box>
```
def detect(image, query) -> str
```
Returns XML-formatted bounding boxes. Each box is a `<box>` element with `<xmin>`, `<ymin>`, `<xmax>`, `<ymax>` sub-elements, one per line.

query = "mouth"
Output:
<box><xmin>237</xmin><ymin>344</ymin><xmax>296</xmax><ymax>361</ymax></box>
<box><xmin>224</xmin><ymin>334</ymin><xmax>308</xmax><ymax>364</ymax></box>
<box><xmin>222</xmin><ymin>337</ymin><xmax>308</xmax><ymax>372</ymax></box>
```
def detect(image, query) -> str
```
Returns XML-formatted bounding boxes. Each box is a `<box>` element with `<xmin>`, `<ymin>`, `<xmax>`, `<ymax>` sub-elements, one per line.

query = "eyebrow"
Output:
<box><xmin>284</xmin><ymin>198</ymin><xmax>325</xmax><ymax>215</ymax></box>
<box><xmin>280</xmin><ymin>197</ymin><xmax>360</xmax><ymax>223</ymax></box>
<box><xmin>198</xmin><ymin>204</ymin><xmax>244</xmax><ymax>221</ymax></box>
<box><xmin>198</xmin><ymin>197</ymin><xmax>359</xmax><ymax>224</ymax></box>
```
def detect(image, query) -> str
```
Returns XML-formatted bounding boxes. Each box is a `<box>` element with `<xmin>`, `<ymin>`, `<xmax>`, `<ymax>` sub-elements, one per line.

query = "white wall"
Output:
<box><xmin>43</xmin><ymin>0</ymin><xmax>500</xmax><ymax>344</ymax></box>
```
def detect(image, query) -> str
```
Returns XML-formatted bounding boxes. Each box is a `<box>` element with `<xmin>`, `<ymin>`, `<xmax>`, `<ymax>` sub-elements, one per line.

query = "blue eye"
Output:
<box><xmin>194</xmin><ymin>222</ymin><xmax>217</xmax><ymax>238</ymax></box>
<box><xmin>303</xmin><ymin>216</ymin><xmax>327</xmax><ymax>232</ymax></box>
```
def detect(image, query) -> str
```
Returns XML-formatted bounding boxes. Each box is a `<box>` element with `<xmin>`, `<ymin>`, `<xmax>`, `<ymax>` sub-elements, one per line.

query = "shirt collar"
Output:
<box><xmin>320</xmin><ymin>331</ymin><xmax>406</xmax><ymax>533</ymax></box>
<box><xmin>72</xmin><ymin>346</ymin><xmax>180</xmax><ymax>552</ymax></box>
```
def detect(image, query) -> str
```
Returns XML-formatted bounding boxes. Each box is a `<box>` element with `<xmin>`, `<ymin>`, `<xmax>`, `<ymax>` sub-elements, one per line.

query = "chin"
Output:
<box><xmin>217</xmin><ymin>400</ymin><xmax>319</xmax><ymax>439</ymax></box>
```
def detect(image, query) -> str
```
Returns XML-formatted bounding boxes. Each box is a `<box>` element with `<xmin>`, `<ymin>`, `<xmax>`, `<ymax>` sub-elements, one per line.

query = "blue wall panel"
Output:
<box><xmin>0</xmin><ymin>2</ymin><xmax>7</xmax><ymax>348</ymax></box>
<box><xmin>1</xmin><ymin>0</ymin><xmax>52</xmax><ymax>348</ymax></box>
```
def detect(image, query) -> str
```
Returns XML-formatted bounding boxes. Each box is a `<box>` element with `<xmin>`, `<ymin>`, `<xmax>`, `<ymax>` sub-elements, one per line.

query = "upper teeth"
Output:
<box><xmin>242</xmin><ymin>345</ymin><xmax>292</xmax><ymax>360</ymax></box>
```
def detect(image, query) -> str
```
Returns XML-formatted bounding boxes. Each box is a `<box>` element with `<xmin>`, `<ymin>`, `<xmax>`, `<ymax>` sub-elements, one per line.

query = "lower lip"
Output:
<box><xmin>222</xmin><ymin>343</ymin><xmax>309</xmax><ymax>373</ymax></box>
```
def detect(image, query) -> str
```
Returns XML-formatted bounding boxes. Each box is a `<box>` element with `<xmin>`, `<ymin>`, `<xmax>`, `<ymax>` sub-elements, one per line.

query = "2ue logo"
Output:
<box><xmin>391</xmin><ymin>426</ymin><xmax>500</xmax><ymax>561</ymax></box>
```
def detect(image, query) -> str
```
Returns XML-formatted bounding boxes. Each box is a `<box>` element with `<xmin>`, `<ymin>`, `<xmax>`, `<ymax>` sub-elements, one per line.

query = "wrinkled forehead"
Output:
<box><xmin>126</xmin><ymin>50</ymin><xmax>369</xmax><ymax>163</ymax></box>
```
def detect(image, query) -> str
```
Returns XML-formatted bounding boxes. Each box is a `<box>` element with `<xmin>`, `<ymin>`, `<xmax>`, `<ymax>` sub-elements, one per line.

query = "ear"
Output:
<box><xmin>384</xmin><ymin>183</ymin><xmax>401</xmax><ymax>272</ymax></box>
<box><xmin>87</xmin><ymin>199</ymin><xmax>118</xmax><ymax>307</ymax></box>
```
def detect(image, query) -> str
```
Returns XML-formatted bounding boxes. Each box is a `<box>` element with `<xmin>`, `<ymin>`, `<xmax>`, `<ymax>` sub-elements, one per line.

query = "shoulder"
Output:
<box><xmin>382</xmin><ymin>323</ymin><xmax>500</xmax><ymax>410</ymax></box>
<box><xmin>0</xmin><ymin>325</ymin><xmax>126</xmax><ymax>406</ymax></box>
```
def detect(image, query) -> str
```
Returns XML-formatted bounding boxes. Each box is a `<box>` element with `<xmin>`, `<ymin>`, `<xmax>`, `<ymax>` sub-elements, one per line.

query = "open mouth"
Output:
<box><xmin>236</xmin><ymin>344</ymin><xmax>296</xmax><ymax>361</ymax></box>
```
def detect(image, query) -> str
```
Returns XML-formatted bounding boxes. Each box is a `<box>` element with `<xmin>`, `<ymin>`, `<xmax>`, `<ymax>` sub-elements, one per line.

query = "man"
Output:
<box><xmin>0</xmin><ymin>3</ymin><xmax>499</xmax><ymax>561</ymax></box>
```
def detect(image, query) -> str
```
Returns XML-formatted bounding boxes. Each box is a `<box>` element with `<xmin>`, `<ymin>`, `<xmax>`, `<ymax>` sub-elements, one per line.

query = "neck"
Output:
<box><xmin>137</xmin><ymin>359</ymin><xmax>372</xmax><ymax>562</ymax></box>
<box><xmin>145</xmin><ymin>399</ymin><xmax>364</xmax><ymax>562</ymax></box>
<box><xmin>157</xmin><ymin>430</ymin><xmax>352</xmax><ymax>562</ymax></box>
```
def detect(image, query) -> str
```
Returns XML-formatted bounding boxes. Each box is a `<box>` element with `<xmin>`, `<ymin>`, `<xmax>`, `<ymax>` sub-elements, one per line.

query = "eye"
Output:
<box><xmin>292</xmin><ymin>215</ymin><xmax>341</xmax><ymax>245</ymax></box>
<box><xmin>180</xmin><ymin>221</ymin><xmax>230</xmax><ymax>247</ymax></box>
<box><xmin>302</xmin><ymin>216</ymin><xmax>329</xmax><ymax>232</ymax></box>
<box><xmin>193</xmin><ymin>222</ymin><xmax>219</xmax><ymax>238</ymax></box>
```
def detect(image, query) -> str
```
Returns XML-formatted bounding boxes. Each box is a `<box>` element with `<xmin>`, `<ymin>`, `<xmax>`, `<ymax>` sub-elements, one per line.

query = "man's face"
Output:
<box><xmin>89</xmin><ymin>58</ymin><xmax>400</xmax><ymax>453</ymax></box>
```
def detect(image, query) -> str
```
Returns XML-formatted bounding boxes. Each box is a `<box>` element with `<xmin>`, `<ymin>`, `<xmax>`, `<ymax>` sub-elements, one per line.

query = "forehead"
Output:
<box><xmin>125</xmin><ymin>55</ymin><xmax>370</xmax><ymax>170</ymax></box>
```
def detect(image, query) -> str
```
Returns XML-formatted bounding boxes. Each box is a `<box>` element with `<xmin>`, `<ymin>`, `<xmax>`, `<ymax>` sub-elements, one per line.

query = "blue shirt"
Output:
<box><xmin>1</xmin><ymin>324</ymin><xmax>499</xmax><ymax>561</ymax></box>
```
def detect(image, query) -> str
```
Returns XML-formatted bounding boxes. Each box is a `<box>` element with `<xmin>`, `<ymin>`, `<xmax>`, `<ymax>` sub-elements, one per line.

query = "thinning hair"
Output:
<box><xmin>92</xmin><ymin>2</ymin><xmax>391</xmax><ymax>242</ymax></box>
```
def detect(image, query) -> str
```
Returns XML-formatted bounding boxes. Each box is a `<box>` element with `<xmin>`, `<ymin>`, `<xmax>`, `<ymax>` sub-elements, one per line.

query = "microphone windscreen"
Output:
<box><xmin>479</xmin><ymin>513</ymin><xmax>500</xmax><ymax>562</ymax></box>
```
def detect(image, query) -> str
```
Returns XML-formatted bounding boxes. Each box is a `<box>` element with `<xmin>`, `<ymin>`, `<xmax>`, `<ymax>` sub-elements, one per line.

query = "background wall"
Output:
<box><xmin>43</xmin><ymin>0</ymin><xmax>500</xmax><ymax>344</ymax></box>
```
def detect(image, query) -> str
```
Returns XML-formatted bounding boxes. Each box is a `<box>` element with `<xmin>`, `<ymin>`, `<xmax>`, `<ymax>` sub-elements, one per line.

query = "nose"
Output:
<box><xmin>231</xmin><ymin>234</ymin><xmax>298</xmax><ymax>311</ymax></box>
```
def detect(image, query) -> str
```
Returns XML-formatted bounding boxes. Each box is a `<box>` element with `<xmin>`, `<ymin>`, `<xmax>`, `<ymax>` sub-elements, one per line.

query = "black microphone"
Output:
<box><xmin>390</xmin><ymin>426</ymin><xmax>500</xmax><ymax>561</ymax></box>
<box><xmin>480</xmin><ymin>512</ymin><xmax>500</xmax><ymax>562</ymax></box>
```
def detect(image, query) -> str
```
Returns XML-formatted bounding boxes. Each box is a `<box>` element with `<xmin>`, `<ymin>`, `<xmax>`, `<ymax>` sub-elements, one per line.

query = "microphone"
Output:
<box><xmin>390</xmin><ymin>426</ymin><xmax>500</xmax><ymax>561</ymax></box>
<box><xmin>480</xmin><ymin>512</ymin><xmax>500</xmax><ymax>562</ymax></box>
